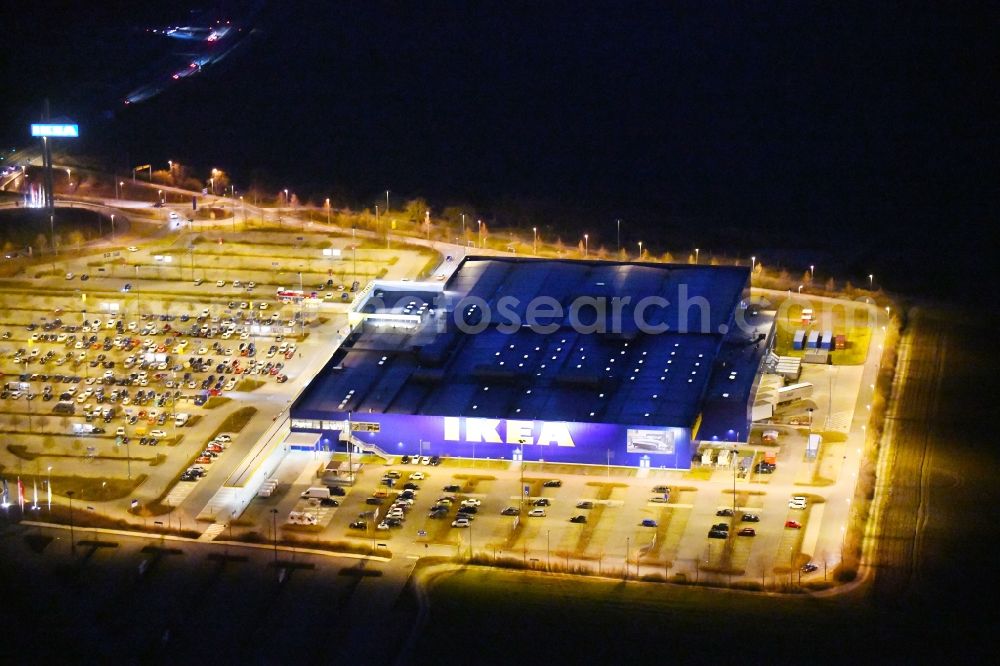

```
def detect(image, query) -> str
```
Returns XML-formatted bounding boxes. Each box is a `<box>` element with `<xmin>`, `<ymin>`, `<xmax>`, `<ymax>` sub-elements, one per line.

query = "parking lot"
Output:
<box><xmin>245</xmin><ymin>446</ymin><xmax>834</xmax><ymax>583</ymax></box>
<box><xmin>0</xmin><ymin>222</ymin><xmax>435</xmax><ymax>529</ymax></box>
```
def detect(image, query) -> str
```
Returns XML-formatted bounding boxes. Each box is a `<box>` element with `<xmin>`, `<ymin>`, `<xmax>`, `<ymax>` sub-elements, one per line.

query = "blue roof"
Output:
<box><xmin>293</xmin><ymin>257</ymin><xmax>755</xmax><ymax>433</ymax></box>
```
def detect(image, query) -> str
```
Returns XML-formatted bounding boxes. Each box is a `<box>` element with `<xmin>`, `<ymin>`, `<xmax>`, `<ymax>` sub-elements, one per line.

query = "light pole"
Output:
<box><xmin>477</xmin><ymin>219</ymin><xmax>482</xmax><ymax>248</ymax></box>
<box><xmin>798</xmin><ymin>284</ymin><xmax>803</xmax><ymax>294</ymax></box>
<box><xmin>868</xmin><ymin>274</ymin><xmax>874</xmax><ymax>289</ymax></box>
<box><xmin>616</xmin><ymin>218</ymin><xmax>621</xmax><ymax>255</ymax></box>
<box><xmin>637</xmin><ymin>241</ymin><xmax>642</xmax><ymax>260</ymax></box>
<box><xmin>751</xmin><ymin>255</ymin><xmax>756</xmax><ymax>273</ymax></box>
<box><xmin>732</xmin><ymin>445</ymin><xmax>739</xmax><ymax>516</ymax></box>
<box><xmin>47</xmin><ymin>466</ymin><xmax>52</xmax><ymax>511</ymax></box>
<box><xmin>694</xmin><ymin>247</ymin><xmax>700</xmax><ymax>264</ymax></box>
<box><xmin>157</xmin><ymin>189</ymin><xmax>163</xmax><ymax>204</ymax></box>
<box><xmin>270</xmin><ymin>508</ymin><xmax>279</xmax><ymax>564</ymax></box>
<box><xmin>110</xmin><ymin>214</ymin><xmax>115</xmax><ymax>244</ymax></box>
<box><xmin>325</xmin><ymin>198</ymin><xmax>331</xmax><ymax>226</ymax></box>
<box><xmin>386</xmin><ymin>189</ymin><xmax>390</xmax><ymax>212</ymax></box>
<box><xmin>625</xmin><ymin>536</ymin><xmax>630</xmax><ymax>580</ymax></box>
<box><xmin>283</xmin><ymin>188</ymin><xmax>288</xmax><ymax>205</ymax></box>
<box><xmin>461</xmin><ymin>213</ymin><xmax>466</xmax><ymax>240</ymax></box>
<box><xmin>810</xmin><ymin>264</ymin><xmax>815</xmax><ymax>280</ymax></box>
<box><xmin>532</xmin><ymin>227</ymin><xmax>537</xmax><ymax>255</ymax></box>
<box><xmin>583</xmin><ymin>234</ymin><xmax>589</xmax><ymax>258</ymax></box>
<box><xmin>67</xmin><ymin>490</ymin><xmax>76</xmax><ymax>555</ymax></box>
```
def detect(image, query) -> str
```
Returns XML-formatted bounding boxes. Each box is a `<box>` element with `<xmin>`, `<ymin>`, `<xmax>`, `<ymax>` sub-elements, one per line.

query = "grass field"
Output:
<box><xmin>414</xmin><ymin>567</ymin><xmax>892</xmax><ymax>664</ymax></box>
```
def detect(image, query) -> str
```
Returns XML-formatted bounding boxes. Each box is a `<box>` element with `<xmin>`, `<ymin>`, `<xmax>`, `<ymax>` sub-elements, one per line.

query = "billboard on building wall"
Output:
<box><xmin>293</xmin><ymin>411</ymin><xmax>692</xmax><ymax>469</ymax></box>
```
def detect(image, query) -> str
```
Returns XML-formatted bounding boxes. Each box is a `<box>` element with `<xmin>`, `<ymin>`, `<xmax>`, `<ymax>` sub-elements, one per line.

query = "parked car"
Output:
<box><xmin>641</xmin><ymin>519</ymin><xmax>658</xmax><ymax>528</ymax></box>
<box><xmin>501</xmin><ymin>506</ymin><xmax>520</xmax><ymax>516</ymax></box>
<box><xmin>527</xmin><ymin>508</ymin><xmax>546</xmax><ymax>517</ymax></box>
<box><xmin>741</xmin><ymin>513</ymin><xmax>760</xmax><ymax>522</ymax></box>
<box><xmin>569</xmin><ymin>515</ymin><xmax>587</xmax><ymax>524</ymax></box>
<box><xmin>789</xmin><ymin>496</ymin><xmax>808</xmax><ymax>510</ymax></box>
<box><xmin>575</xmin><ymin>501</ymin><xmax>594</xmax><ymax>509</ymax></box>
<box><xmin>737</xmin><ymin>527</ymin><xmax>756</xmax><ymax>537</ymax></box>
<box><xmin>542</xmin><ymin>479</ymin><xmax>562</xmax><ymax>488</ymax></box>
<box><xmin>785</xmin><ymin>520</ymin><xmax>802</xmax><ymax>529</ymax></box>
<box><xmin>716</xmin><ymin>508</ymin><xmax>735</xmax><ymax>517</ymax></box>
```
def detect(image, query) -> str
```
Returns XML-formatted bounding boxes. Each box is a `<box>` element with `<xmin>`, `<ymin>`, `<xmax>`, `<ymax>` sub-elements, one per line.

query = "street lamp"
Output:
<box><xmin>751</xmin><ymin>255</ymin><xmax>756</xmax><ymax>273</ymax></box>
<box><xmin>694</xmin><ymin>247</ymin><xmax>700</xmax><ymax>264</ymax></box>
<box><xmin>868</xmin><ymin>274</ymin><xmax>874</xmax><ymax>289</ymax></box>
<box><xmin>386</xmin><ymin>189</ymin><xmax>390</xmax><ymax>212</ymax></box>
<box><xmin>616</xmin><ymin>218</ymin><xmax>621</xmax><ymax>254</ymax></box>
<box><xmin>798</xmin><ymin>284</ymin><xmax>803</xmax><ymax>294</ymax></box>
<box><xmin>810</xmin><ymin>264</ymin><xmax>815</xmax><ymax>280</ymax></box>
<box><xmin>637</xmin><ymin>241</ymin><xmax>642</xmax><ymax>259</ymax></box>
<box><xmin>477</xmin><ymin>219</ymin><xmax>482</xmax><ymax>248</ymax></box>
<box><xmin>110</xmin><ymin>214</ymin><xmax>116</xmax><ymax>244</ymax></box>
<box><xmin>283</xmin><ymin>188</ymin><xmax>289</xmax><ymax>205</ymax></box>
<box><xmin>532</xmin><ymin>227</ymin><xmax>537</xmax><ymax>255</ymax></box>
<box><xmin>325</xmin><ymin>198</ymin><xmax>331</xmax><ymax>226</ymax></box>
<box><xmin>583</xmin><ymin>233</ymin><xmax>589</xmax><ymax>258</ymax></box>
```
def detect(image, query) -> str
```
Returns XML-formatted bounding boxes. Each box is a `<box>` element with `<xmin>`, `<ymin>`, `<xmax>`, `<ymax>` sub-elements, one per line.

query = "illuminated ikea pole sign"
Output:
<box><xmin>30</xmin><ymin>123</ymin><xmax>79</xmax><ymax>138</ymax></box>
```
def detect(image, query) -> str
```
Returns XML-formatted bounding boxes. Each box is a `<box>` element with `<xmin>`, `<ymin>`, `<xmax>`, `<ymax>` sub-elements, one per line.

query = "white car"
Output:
<box><xmin>128</xmin><ymin>246</ymin><xmax>139</xmax><ymax>252</ymax></box>
<box><xmin>216</xmin><ymin>280</ymin><xmax>226</xmax><ymax>287</ymax></box>
<box><xmin>420</xmin><ymin>456</ymin><xmax>431</xmax><ymax>465</ymax></box>
<box><xmin>168</xmin><ymin>211</ymin><xmax>180</xmax><ymax>220</ymax></box>
<box><xmin>528</xmin><ymin>508</ymin><xmax>547</xmax><ymax>517</ymax></box>
<box><xmin>150</xmin><ymin>429</ymin><xmax>167</xmax><ymax>438</ymax></box>
<box><xmin>65</xmin><ymin>272</ymin><xmax>74</xmax><ymax>280</ymax></box>
<box><xmin>451</xmin><ymin>518</ymin><xmax>471</xmax><ymax>528</ymax></box>
<box><xmin>460</xmin><ymin>498</ymin><xmax>481</xmax><ymax>507</ymax></box>
<box><xmin>216</xmin><ymin>434</ymin><xmax>232</xmax><ymax>443</ymax></box>
<box><xmin>232</xmin><ymin>280</ymin><xmax>242</xmax><ymax>288</ymax></box>
<box><xmin>789</xmin><ymin>496</ymin><xmax>808</xmax><ymax>510</ymax></box>
<box><xmin>409</xmin><ymin>472</ymin><xmax>425</xmax><ymax>481</ymax></box>
<box><xmin>258</xmin><ymin>302</ymin><xmax>268</xmax><ymax>310</ymax></box>
<box><xmin>247</xmin><ymin>281</ymin><xmax>256</xmax><ymax>289</ymax></box>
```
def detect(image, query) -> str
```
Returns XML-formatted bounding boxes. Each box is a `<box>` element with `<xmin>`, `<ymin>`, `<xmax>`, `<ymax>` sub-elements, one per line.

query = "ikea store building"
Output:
<box><xmin>289</xmin><ymin>257</ymin><xmax>771</xmax><ymax>470</ymax></box>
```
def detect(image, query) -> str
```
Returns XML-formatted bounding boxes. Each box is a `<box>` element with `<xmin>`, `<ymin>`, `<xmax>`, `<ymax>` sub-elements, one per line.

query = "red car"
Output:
<box><xmin>784</xmin><ymin>520</ymin><xmax>802</xmax><ymax>529</ymax></box>
<box><xmin>196</xmin><ymin>456</ymin><xmax>212</xmax><ymax>464</ymax></box>
<box><xmin>737</xmin><ymin>527</ymin><xmax>756</xmax><ymax>537</ymax></box>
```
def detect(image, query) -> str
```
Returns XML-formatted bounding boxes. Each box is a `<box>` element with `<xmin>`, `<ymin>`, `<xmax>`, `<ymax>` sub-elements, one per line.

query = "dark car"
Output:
<box><xmin>569</xmin><ymin>515</ymin><xmax>587</xmax><ymax>524</ymax></box>
<box><xmin>576</xmin><ymin>501</ymin><xmax>594</xmax><ymax>509</ymax></box>
<box><xmin>328</xmin><ymin>485</ymin><xmax>346</xmax><ymax>496</ymax></box>
<box><xmin>708</xmin><ymin>530</ymin><xmax>729</xmax><ymax>539</ymax></box>
<box><xmin>403</xmin><ymin>482</ymin><xmax>420</xmax><ymax>490</ymax></box>
<box><xmin>429</xmin><ymin>455</ymin><xmax>441</xmax><ymax>466</ymax></box>
<box><xmin>365</xmin><ymin>497</ymin><xmax>384</xmax><ymax>505</ymax></box>
<box><xmin>716</xmin><ymin>508</ymin><xmax>735</xmax><ymax>517</ymax></box>
<box><xmin>737</xmin><ymin>527</ymin><xmax>756</xmax><ymax>537</ymax></box>
<box><xmin>533</xmin><ymin>498</ymin><xmax>551</xmax><ymax>507</ymax></box>
<box><xmin>712</xmin><ymin>523</ymin><xmax>729</xmax><ymax>531</ymax></box>
<box><xmin>457</xmin><ymin>506</ymin><xmax>478</xmax><ymax>515</ymax></box>
<box><xmin>349</xmin><ymin>521</ymin><xmax>367</xmax><ymax>530</ymax></box>
<box><xmin>319</xmin><ymin>498</ymin><xmax>339</xmax><ymax>507</ymax></box>
<box><xmin>543</xmin><ymin>479</ymin><xmax>562</xmax><ymax>488</ymax></box>
<box><xmin>443</xmin><ymin>484</ymin><xmax>461</xmax><ymax>493</ymax></box>
<box><xmin>501</xmin><ymin>506</ymin><xmax>520</xmax><ymax>516</ymax></box>
<box><xmin>801</xmin><ymin>563</ymin><xmax>819</xmax><ymax>573</ymax></box>
<box><xmin>400</xmin><ymin>455</ymin><xmax>411</xmax><ymax>464</ymax></box>
<box><xmin>741</xmin><ymin>513</ymin><xmax>760</xmax><ymax>522</ymax></box>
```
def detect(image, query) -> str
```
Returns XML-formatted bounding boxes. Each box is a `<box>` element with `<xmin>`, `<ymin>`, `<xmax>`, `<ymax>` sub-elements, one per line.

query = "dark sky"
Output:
<box><xmin>2</xmin><ymin>1</ymin><xmax>995</xmax><ymax>294</ymax></box>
